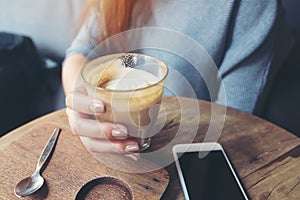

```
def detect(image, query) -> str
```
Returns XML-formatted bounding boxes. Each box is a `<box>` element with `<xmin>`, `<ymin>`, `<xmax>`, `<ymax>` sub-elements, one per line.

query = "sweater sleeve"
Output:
<box><xmin>215</xmin><ymin>0</ymin><xmax>294</xmax><ymax>114</ymax></box>
<box><xmin>65</xmin><ymin>13</ymin><xmax>99</xmax><ymax>58</ymax></box>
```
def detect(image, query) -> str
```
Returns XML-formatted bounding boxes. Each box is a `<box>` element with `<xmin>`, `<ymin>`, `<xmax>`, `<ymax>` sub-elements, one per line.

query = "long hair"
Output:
<box><xmin>79</xmin><ymin>0</ymin><xmax>148</xmax><ymax>42</ymax></box>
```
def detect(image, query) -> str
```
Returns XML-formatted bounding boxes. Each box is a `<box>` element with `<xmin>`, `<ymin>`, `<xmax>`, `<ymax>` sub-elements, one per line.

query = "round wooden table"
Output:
<box><xmin>1</xmin><ymin>96</ymin><xmax>300</xmax><ymax>199</ymax></box>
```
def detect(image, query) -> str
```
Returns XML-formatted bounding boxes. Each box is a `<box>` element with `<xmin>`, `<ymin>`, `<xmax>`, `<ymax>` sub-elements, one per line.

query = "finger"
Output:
<box><xmin>80</xmin><ymin>136</ymin><xmax>140</xmax><ymax>154</ymax></box>
<box><xmin>65</xmin><ymin>92</ymin><xmax>104</xmax><ymax>115</ymax></box>
<box><xmin>66</xmin><ymin>108</ymin><xmax>128</xmax><ymax>139</ymax></box>
<box><xmin>124</xmin><ymin>153</ymin><xmax>140</xmax><ymax>161</ymax></box>
<box><xmin>66</xmin><ymin>108</ymin><xmax>79</xmax><ymax>135</ymax></box>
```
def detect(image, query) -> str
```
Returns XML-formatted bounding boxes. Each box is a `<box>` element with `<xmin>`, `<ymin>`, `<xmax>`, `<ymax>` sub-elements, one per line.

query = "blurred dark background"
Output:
<box><xmin>0</xmin><ymin>0</ymin><xmax>83</xmax><ymax>136</ymax></box>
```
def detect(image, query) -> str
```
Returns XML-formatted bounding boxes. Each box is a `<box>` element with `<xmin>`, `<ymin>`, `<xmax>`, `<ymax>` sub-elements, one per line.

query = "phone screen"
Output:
<box><xmin>177</xmin><ymin>150</ymin><xmax>248</xmax><ymax>200</ymax></box>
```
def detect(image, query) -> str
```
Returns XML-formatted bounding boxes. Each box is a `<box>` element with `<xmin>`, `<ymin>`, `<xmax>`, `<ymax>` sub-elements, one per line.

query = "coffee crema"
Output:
<box><xmin>93</xmin><ymin>58</ymin><xmax>159</xmax><ymax>91</ymax></box>
<box><xmin>85</xmin><ymin>57</ymin><xmax>163</xmax><ymax>112</ymax></box>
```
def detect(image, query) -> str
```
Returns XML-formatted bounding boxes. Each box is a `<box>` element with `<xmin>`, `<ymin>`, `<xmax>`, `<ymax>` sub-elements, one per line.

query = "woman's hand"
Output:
<box><xmin>63</xmin><ymin>54</ymin><xmax>140</xmax><ymax>160</ymax></box>
<box><xmin>65</xmin><ymin>88</ymin><xmax>140</xmax><ymax>160</ymax></box>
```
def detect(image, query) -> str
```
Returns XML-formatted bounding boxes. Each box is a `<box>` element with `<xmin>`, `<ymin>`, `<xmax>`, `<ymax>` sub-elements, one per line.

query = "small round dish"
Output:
<box><xmin>75</xmin><ymin>176</ymin><xmax>132</xmax><ymax>200</ymax></box>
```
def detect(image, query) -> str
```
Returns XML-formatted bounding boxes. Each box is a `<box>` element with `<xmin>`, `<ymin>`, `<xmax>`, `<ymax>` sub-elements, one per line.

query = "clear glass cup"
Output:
<box><xmin>81</xmin><ymin>53</ymin><xmax>168</xmax><ymax>152</ymax></box>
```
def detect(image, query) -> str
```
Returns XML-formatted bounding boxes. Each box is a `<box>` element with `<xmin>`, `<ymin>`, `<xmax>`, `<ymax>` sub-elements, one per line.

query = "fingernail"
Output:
<box><xmin>112</xmin><ymin>128</ymin><xmax>128</xmax><ymax>138</ymax></box>
<box><xmin>125</xmin><ymin>153</ymin><xmax>139</xmax><ymax>161</ymax></box>
<box><xmin>89</xmin><ymin>102</ymin><xmax>104</xmax><ymax>113</ymax></box>
<box><xmin>125</xmin><ymin>144</ymin><xmax>139</xmax><ymax>153</ymax></box>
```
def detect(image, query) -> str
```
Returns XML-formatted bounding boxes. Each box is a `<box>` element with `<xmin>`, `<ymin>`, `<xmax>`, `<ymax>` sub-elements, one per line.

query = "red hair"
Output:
<box><xmin>79</xmin><ymin>0</ymin><xmax>148</xmax><ymax>42</ymax></box>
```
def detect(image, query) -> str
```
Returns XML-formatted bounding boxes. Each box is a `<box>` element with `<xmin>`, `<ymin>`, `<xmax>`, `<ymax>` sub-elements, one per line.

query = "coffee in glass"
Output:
<box><xmin>81</xmin><ymin>53</ymin><xmax>168</xmax><ymax>151</ymax></box>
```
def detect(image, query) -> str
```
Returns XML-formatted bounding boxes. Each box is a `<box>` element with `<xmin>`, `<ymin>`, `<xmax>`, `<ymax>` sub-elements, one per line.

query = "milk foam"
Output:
<box><xmin>95</xmin><ymin>58</ymin><xmax>159</xmax><ymax>90</ymax></box>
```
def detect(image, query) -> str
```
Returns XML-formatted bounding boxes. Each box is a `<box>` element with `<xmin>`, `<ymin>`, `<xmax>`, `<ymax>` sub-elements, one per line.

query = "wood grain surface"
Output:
<box><xmin>1</xmin><ymin>96</ymin><xmax>300</xmax><ymax>200</ymax></box>
<box><xmin>0</xmin><ymin>123</ymin><xmax>169</xmax><ymax>200</ymax></box>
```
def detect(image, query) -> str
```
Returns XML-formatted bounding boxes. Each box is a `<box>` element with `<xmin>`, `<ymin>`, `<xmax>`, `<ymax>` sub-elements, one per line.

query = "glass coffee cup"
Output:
<box><xmin>81</xmin><ymin>53</ymin><xmax>168</xmax><ymax>152</ymax></box>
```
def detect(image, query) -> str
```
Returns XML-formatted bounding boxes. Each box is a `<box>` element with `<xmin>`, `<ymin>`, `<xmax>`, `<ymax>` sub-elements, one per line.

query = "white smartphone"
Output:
<box><xmin>172</xmin><ymin>142</ymin><xmax>249</xmax><ymax>200</ymax></box>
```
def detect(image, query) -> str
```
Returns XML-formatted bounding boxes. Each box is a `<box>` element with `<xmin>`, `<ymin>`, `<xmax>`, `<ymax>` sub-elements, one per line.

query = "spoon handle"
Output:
<box><xmin>36</xmin><ymin>128</ymin><xmax>61</xmax><ymax>170</ymax></box>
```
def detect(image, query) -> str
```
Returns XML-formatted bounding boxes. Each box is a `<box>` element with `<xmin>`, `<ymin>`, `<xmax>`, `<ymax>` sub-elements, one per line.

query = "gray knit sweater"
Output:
<box><xmin>66</xmin><ymin>0</ymin><xmax>293</xmax><ymax>114</ymax></box>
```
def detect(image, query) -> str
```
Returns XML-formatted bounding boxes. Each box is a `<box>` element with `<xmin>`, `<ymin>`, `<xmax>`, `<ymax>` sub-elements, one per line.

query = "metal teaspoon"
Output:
<box><xmin>14</xmin><ymin>128</ymin><xmax>61</xmax><ymax>198</ymax></box>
